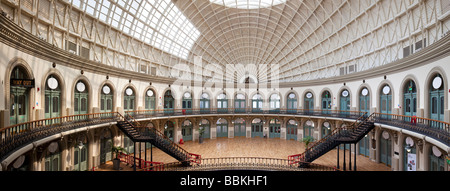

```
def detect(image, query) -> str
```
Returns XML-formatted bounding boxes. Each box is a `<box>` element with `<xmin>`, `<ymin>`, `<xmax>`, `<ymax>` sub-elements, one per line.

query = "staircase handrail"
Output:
<box><xmin>292</xmin><ymin>112</ymin><xmax>372</xmax><ymax>163</ymax></box>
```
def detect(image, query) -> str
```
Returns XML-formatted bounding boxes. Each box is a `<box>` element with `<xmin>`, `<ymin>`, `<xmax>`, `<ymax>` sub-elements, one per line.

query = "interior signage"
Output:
<box><xmin>10</xmin><ymin>79</ymin><xmax>35</xmax><ymax>88</ymax></box>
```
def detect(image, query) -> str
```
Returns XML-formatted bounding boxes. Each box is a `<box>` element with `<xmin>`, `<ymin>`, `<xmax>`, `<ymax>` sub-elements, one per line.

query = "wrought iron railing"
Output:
<box><xmin>373</xmin><ymin>113</ymin><xmax>450</xmax><ymax>146</ymax></box>
<box><xmin>0</xmin><ymin>112</ymin><xmax>120</xmax><ymax>161</ymax></box>
<box><xmin>139</xmin><ymin>157</ymin><xmax>338</xmax><ymax>171</ymax></box>
<box><xmin>125</xmin><ymin>108</ymin><xmax>366</xmax><ymax>120</ymax></box>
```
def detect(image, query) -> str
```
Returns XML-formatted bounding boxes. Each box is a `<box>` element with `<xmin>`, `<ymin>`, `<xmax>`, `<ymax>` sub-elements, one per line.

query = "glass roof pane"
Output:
<box><xmin>70</xmin><ymin>0</ymin><xmax>200</xmax><ymax>60</ymax></box>
<box><xmin>210</xmin><ymin>0</ymin><xmax>286</xmax><ymax>9</ymax></box>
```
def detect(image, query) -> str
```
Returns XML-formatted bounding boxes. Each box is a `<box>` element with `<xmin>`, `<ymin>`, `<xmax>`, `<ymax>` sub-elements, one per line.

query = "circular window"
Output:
<box><xmin>432</xmin><ymin>76</ymin><xmax>443</xmax><ymax>89</ymax></box>
<box><xmin>125</xmin><ymin>88</ymin><xmax>133</xmax><ymax>96</ymax></box>
<box><xmin>147</xmin><ymin>89</ymin><xmax>154</xmax><ymax>97</ymax></box>
<box><xmin>102</xmin><ymin>85</ymin><xmax>111</xmax><ymax>94</ymax></box>
<box><xmin>184</xmin><ymin>92</ymin><xmax>191</xmax><ymax>98</ymax></box>
<box><xmin>76</xmin><ymin>81</ymin><xmax>86</xmax><ymax>92</ymax></box>
<box><xmin>383</xmin><ymin>85</ymin><xmax>391</xmax><ymax>95</ymax></box>
<box><xmin>342</xmin><ymin>90</ymin><xmax>349</xmax><ymax>97</ymax></box>
<box><xmin>306</xmin><ymin>92</ymin><xmax>313</xmax><ymax>99</ymax></box>
<box><xmin>47</xmin><ymin>77</ymin><xmax>59</xmax><ymax>90</ymax></box>
<box><xmin>361</xmin><ymin>88</ymin><xmax>369</xmax><ymax>96</ymax></box>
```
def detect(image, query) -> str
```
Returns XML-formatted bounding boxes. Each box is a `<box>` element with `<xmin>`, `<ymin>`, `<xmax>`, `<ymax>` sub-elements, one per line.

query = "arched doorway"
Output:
<box><xmin>74</xmin><ymin>80</ymin><xmax>89</xmax><ymax>115</ymax></box>
<box><xmin>269</xmin><ymin>119</ymin><xmax>281</xmax><ymax>138</ymax></box>
<box><xmin>251</xmin><ymin>118</ymin><xmax>264</xmax><ymax>138</ymax></box>
<box><xmin>164</xmin><ymin>90</ymin><xmax>174</xmax><ymax>114</ymax></box>
<box><xmin>9</xmin><ymin>66</ymin><xmax>32</xmax><ymax>125</ymax></box>
<box><xmin>234</xmin><ymin>118</ymin><xmax>246</xmax><ymax>137</ymax></box>
<box><xmin>44</xmin><ymin>75</ymin><xmax>62</xmax><ymax>119</ymax></box>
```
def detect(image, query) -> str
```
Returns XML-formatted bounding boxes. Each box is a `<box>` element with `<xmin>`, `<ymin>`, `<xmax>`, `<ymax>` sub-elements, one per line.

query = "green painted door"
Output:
<box><xmin>303</xmin><ymin>125</ymin><xmax>314</xmax><ymax>139</ymax></box>
<box><xmin>340</xmin><ymin>90</ymin><xmax>350</xmax><ymax>117</ymax></box>
<box><xmin>359</xmin><ymin>88</ymin><xmax>370</xmax><ymax>114</ymax></box>
<box><xmin>251</xmin><ymin>121</ymin><xmax>263</xmax><ymax>138</ymax></box>
<box><xmin>430</xmin><ymin>75</ymin><xmax>445</xmax><ymax>123</ymax></box>
<box><xmin>10</xmin><ymin>87</ymin><xmax>28</xmax><ymax>125</ymax></box>
<box><xmin>380</xmin><ymin>137</ymin><xmax>391</xmax><ymax>166</ymax></box>
<box><xmin>217</xmin><ymin>99</ymin><xmax>228</xmax><ymax>113</ymax></box>
<box><xmin>164</xmin><ymin>121</ymin><xmax>175</xmax><ymax>141</ymax></box>
<box><xmin>269</xmin><ymin>119</ymin><xmax>280</xmax><ymax>138</ymax></box>
<box><xmin>74</xmin><ymin>92</ymin><xmax>88</xmax><ymax>115</ymax></box>
<box><xmin>359</xmin><ymin>136</ymin><xmax>370</xmax><ymax>157</ymax></box>
<box><xmin>74</xmin><ymin>144</ymin><xmax>88</xmax><ymax>171</ymax></box>
<box><xmin>234</xmin><ymin>120</ymin><xmax>246</xmax><ymax>137</ymax></box>
<box><xmin>100</xmin><ymin>138</ymin><xmax>112</xmax><ymax>164</ymax></box>
<box><xmin>145</xmin><ymin>92</ymin><xmax>155</xmax><ymax>114</ymax></box>
<box><xmin>234</xmin><ymin>99</ymin><xmax>245</xmax><ymax>113</ymax></box>
<box><xmin>164</xmin><ymin>91</ymin><xmax>174</xmax><ymax>114</ymax></box>
<box><xmin>182</xmin><ymin>122</ymin><xmax>193</xmax><ymax>141</ymax></box>
<box><xmin>286</xmin><ymin>120</ymin><xmax>298</xmax><ymax>141</ymax></box>
<box><xmin>287</xmin><ymin>95</ymin><xmax>297</xmax><ymax>114</ymax></box>
<box><xmin>404</xmin><ymin>80</ymin><xmax>416</xmax><ymax>119</ymax></box>
<box><xmin>200</xmin><ymin>98</ymin><xmax>210</xmax><ymax>113</ymax></box>
<box><xmin>45</xmin><ymin>90</ymin><xmax>61</xmax><ymax>119</ymax></box>
<box><xmin>217</xmin><ymin>123</ymin><xmax>228</xmax><ymax>138</ymax></box>
<box><xmin>322</xmin><ymin>91</ymin><xmax>332</xmax><ymax>114</ymax></box>
<box><xmin>380</xmin><ymin>85</ymin><xmax>392</xmax><ymax>119</ymax></box>
<box><xmin>200</xmin><ymin>123</ymin><xmax>210</xmax><ymax>139</ymax></box>
<box><xmin>45</xmin><ymin>152</ymin><xmax>61</xmax><ymax>171</ymax></box>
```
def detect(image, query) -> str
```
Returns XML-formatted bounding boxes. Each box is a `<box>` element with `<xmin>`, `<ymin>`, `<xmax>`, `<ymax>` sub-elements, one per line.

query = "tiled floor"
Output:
<box><xmin>97</xmin><ymin>137</ymin><xmax>391</xmax><ymax>171</ymax></box>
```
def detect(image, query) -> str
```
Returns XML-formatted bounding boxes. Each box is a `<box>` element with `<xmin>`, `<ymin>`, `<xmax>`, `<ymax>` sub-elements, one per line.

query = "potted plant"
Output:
<box><xmin>302</xmin><ymin>136</ymin><xmax>315</xmax><ymax>149</ymax></box>
<box><xmin>198</xmin><ymin>127</ymin><xmax>205</xmax><ymax>144</ymax></box>
<box><xmin>111</xmin><ymin>146</ymin><xmax>127</xmax><ymax>170</ymax></box>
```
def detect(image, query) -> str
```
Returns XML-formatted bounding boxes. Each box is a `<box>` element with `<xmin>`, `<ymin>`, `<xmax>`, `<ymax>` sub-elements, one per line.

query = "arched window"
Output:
<box><xmin>74</xmin><ymin>81</ymin><xmax>88</xmax><ymax>115</ymax></box>
<box><xmin>287</xmin><ymin>93</ymin><xmax>297</xmax><ymax>113</ymax></box>
<box><xmin>359</xmin><ymin>88</ymin><xmax>370</xmax><ymax>114</ymax></box>
<box><xmin>235</xmin><ymin>93</ymin><xmax>246</xmax><ymax>113</ymax></box>
<box><xmin>321</xmin><ymin>91</ymin><xmax>332</xmax><ymax>114</ymax></box>
<box><xmin>182</xmin><ymin>92</ymin><xmax>192</xmax><ymax>114</ymax></box>
<box><xmin>100</xmin><ymin>85</ymin><xmax>113</xmax><ymax>113</ymax></box>
<box><xmin>164</xmin><ymin>90</ymin><xmax>174</xmax><ymax>114</ymax></box>
<box><xmin>124</xmin><ymin>87</ymin><xmax>135</xmax><ymax>111</ymax></box>
<box><xmin>145</xmin><ymin>89</ymin><xmax>156</xmax><ymax>112</ymax></box>
<box><xmin>10</xmin><ymin>66</ymin><xmax>31</xmax><ymax>125</ymax></box>
<box><xmin>252</xmin><ymin>93</ymin><xmax>263</xmax><ymax>113</ymax></box>
<box><xmin>429</xmin><ymin>74</ymin><xmax>444</xmax><ymax>121</ymax></box>
<box><xmin>429</xmin><ymin>146</ymin><xmax>445</xmax><ymax>171</ymax></box>
<box><xmin>217</xmin><ymin>93</ymin><xmax>228</xmax><ymax>113</ymax></box>
<box><xmin>45</xmin><ymin>75</ymin><xmax>61</xmax><ymax>118</ymax></box>
<box><xmin>200</xmin><ymin>93</ymin><xmax>210</xmax><ymax>113</ymax></box>
<box><xmin>269</xmin><ymin>93</ymin><xmax>280</xmax><ymax>113</ymax></box>
<box><xmin>403</xmin><ymin>80</ymin><xmax>417</xmax><ymax>117</ymax></box>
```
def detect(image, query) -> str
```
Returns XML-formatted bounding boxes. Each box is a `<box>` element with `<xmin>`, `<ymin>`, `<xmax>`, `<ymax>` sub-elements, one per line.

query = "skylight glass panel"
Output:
<box><xmin>71</xmin><ymin>0</ymin><xmax>199</xmax><ymax>60</ymax></box>
<box><xmin>209</xmin><ymin>0</ymin><xmax>286</xmax><ymax>9</ymax></box>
